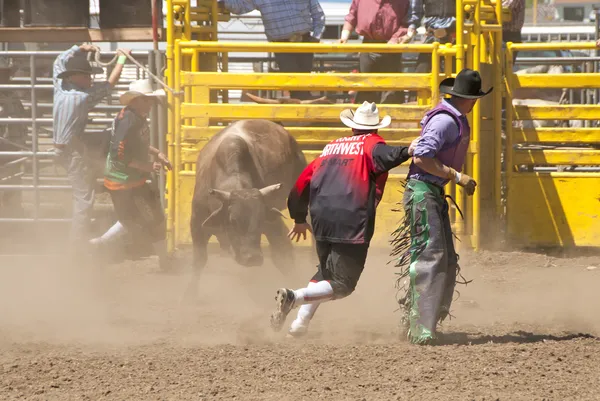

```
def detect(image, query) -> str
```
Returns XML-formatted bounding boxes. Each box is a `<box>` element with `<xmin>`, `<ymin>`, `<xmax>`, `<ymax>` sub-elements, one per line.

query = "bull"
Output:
<box><xmin>188</xmin><ymin>119</ymin><xmax>307</xmax><ymax>292</ymax></box>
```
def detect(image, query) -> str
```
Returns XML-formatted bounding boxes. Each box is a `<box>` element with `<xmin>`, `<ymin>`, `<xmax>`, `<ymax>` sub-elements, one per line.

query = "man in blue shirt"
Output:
<box><xmin>52</xmin><ymin>44</ymin><xmax>130</xmax><ymax>251</ymax></box>
<box><xmin>220</xmin><ymin>0</ymin><xmax>325</xmax><ymax>100</ymax></box>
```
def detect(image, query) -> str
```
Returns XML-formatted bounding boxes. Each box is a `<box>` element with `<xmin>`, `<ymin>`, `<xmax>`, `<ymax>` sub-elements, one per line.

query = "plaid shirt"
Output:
<box><xmin>408</xmin><ymin>0</ymin><xmax>456</xmax><ymax>30</ymax></box>
<box><xmin>223</xmin><ymin>0</ymin><xmax>325</xmax><ymax>41</ymax></box>
<box><xmin>52</xmin><ymin>45</ymin><xmax>111</xmax><ymax>145</ymax></box>
<box><xmin>502</xmin><ymin>0</ymin><xmax>525</xmax><ymax>33</ymax></box>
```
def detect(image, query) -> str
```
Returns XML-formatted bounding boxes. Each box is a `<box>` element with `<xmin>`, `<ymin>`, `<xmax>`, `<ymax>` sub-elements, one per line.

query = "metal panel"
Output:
<box><xmin>182</xmin><ymin>72</ymin><xmax>434</xmax><ymax>91</ymax></box>
<box><xmin>507</xmin><ymin>174</ymin><xmax>600</xmax><ymax>247</ymax></box>
<box><xmin>512</xmin><ymin>150</ymin><xmax>600</xmax><ymax>166</ymax></box>
<box><xmin>181</xmin><ymin>103</ymin><xmax>430</xmax><ymax>122</ymax></box>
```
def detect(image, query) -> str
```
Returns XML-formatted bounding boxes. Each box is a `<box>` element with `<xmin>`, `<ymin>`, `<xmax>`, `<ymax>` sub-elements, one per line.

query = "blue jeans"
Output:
<box><xmin>56</xmin><ymin>145</ymin><xmax>96</xmax><ymax>245</ymax></box>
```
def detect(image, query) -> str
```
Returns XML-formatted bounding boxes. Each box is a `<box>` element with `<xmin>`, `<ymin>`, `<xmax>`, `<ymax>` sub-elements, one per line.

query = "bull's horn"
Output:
<box><xmin>208</xmin><ymin>188</ymin><xmax>231</xmax><ymax>201</ymax></box>
<box><xmin>269</xmin><ymin>208</ymin><xmax>288</xmax><ymax>219</ymax></box>
<box><xmin>258</xmin><ymin>183</ymin><xmax>282</xmax><ymax>197</ymax></box>
<box><xmin>245</xmin><ymin>93</ymin><xmax>281</xmax><ymax>104</ymax></box>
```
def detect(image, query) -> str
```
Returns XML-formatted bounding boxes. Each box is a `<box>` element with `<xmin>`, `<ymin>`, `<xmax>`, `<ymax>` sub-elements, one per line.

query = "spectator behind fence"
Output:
<box><xmin>410</xmin><ymin>0</ymin><xmax>456</xmax><ymax>73</ymax></box>
<box><xmin>502</xmin><ymin>0</ymin><xmax>525</xmax><ymax>62</ymax></box>
<box><xmin>219</xmin><ymin>0</ymin><xmax>325</xmax><ymax>100</ymax></box>
<box><xmin>339</xmin><ymin>0</ymin><xmax>415</xmax><ymax>104</ymax></box>
<box><xmin>52</xmin><ymin>44</ymin><xmax>130</xmax><ymax>257</ymax></box>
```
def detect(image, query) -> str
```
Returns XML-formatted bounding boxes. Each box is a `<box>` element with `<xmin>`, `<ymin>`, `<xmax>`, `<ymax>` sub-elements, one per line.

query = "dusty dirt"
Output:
<box><xmin>0</xmin><ymin>246</ymin><xmax>599</xmax><ymax>400</ymax></box>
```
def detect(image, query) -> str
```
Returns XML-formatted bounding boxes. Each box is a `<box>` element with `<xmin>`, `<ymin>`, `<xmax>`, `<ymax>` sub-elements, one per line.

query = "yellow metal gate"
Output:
<box><xmin>162</xmin><ymin>0</ymin><xmax>600</xmax><ymax>253</ymax></box>
<box><xmin>505</xmin><ymin>42</ymin><xmax>600</xmax><ymax>247</ymax></box>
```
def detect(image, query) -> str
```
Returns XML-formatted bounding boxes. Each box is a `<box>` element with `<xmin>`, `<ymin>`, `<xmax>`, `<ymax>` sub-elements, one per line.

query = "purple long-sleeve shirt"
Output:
<box><xmin>408</xmin><ymin>99</ymin><xmax>466</xmax><ymax>187</ymax></box>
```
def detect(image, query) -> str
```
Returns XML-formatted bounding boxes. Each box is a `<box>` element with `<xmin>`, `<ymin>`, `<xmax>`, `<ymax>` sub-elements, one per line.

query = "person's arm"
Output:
<box><xmin>85</xmin><ymin>48</ymin><xmax>131</xmax><ymax>108</ymax></box>
<box><xmin>401</xmin><ymin>0</ymin><xmax>422</xmax><ymax>43</ymax></box>
<box><xmin>149</xmin><ymin>145</ymin><xmax>172</xmax><ymax>171</ymax></box>
<box><xmin>412</xmin><ymin>114</ymin><xmax>477</xmax><ymax>194</ymax></box>
<box><xmin>220</xmin><ymin>0</ymin><xmax>256</xmax><ymax>15</ymax></box>
<box><xmin>287</xmin><ymin>160</ymin><xmax>316</xmax><ymax>224</ymax></box>
<box><xmin>371</xmin><ymin>144</ymin><xmax>411</xmax><ymax>172</ymax></box>
<box><xmin>107</xmin><ymin>48</ymin><xmax>131</xmax><ymax>88</ymax></box>
<box><xmin>407</xmin><ymin>0</ymin><xmax>423</xmax><ymax>31</ymax></box>
<box><xmin>340</xmin><ymin>0</ymin><xmax>358</xmax><ymax>43</ymax></box>
<box><xmin>53</xmin><ymin>45</ymin><xmax>81</xmax><ymax>89</ymax></box>
<box><xmin>309</xmin><ymin>0</ymin><xmax>326</xmax><ymax>41</ymax></box>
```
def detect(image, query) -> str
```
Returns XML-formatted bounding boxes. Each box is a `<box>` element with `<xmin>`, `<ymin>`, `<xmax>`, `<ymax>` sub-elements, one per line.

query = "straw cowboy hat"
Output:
<box><xmin>340</xmin><ymin>101</ymin><xmax>391</xmax><ymax>130</ymax></box>
<box><xmin>439</xmin><ymin>68</ymin><xmax>493</xmax><ymax>99</ymax></box>
<box><xmin>119</xmin><ymin>78</ymin><xmax>166</xmax><ymax>106</ymax></box>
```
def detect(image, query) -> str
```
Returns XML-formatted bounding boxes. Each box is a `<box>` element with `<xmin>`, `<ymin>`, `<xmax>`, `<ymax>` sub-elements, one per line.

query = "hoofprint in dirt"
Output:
<box><xmin>0</xmin><ymin>248</ymin><xmax>598</xmax><ymax>400</ymax></box>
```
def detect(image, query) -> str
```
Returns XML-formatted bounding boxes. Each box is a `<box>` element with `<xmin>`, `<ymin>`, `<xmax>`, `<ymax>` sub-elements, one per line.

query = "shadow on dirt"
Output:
<box><xmin>438</xmin><ymin>331</ymin><xmax>598</xmax><ymax>346</ymax></box>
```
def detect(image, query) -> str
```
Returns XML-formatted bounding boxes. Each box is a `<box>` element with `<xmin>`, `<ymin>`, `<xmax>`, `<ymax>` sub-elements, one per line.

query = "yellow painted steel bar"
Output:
<box><xmin>431</xmin><ymin>43</ymin><xmax>440</xmax><ymax>105</ymax></box>
<box><xmin>508</xmin><ymin>42</ymin><xmax>598</xmax><ymax>51</ymax></box>
<box><xmin>505</xmin><ymin>44</ymin><xmax>515</xmax><ymax>239</ymax></box>
<box><xmin>182</xmin><ymin>126</ymin><xmax>422</xmax><ymax>141</ymax></box>
<box><xmin>494</xmin><ymin>0</ymin><xmax>504</xmax><ymax>227</ymax></box>
<box><xmin>174</xmin><ymin>41</ymin><xmax>183</xmax><ymax>248</ymax></box>
<box><xmin>512</xmin><ymin>172</ymin><xmax>600</xmax><ymax>179</ymax></box>
<box><xmin>166</xmin><ymin>0</ymin><xmax>175</xmax><ymax>252</ymax></box>
<box><xmin>181</xmin><ymin>103</ymin><xmax>430</xmax><ymax>121</ymax></box>
<box><xmin>177</xmin><ymin>41</ymin><xmax>446</xmax><ymax>54</ymax></box>
<box><xmin>512</xmin><ymin>73</ymin><xmax>600</xmax><ymax>89</ymax></box>
<box><xmin>512</xmin><ymin>128</ymin><xmax>600</xmax><ymax>143</ymax></box>
<box><xmin>471</xmin><ymin>0</ymin><xmax>481</xmax><ymax>250</ymax></box>
<box><xmin>184</xmin><ymin>1</ymin><xmax>191</xmax><ymax>40</ymax></box>
<box><xmin>512</xmin><ymin>149</ymin><xmax>600</xmax><ymax>165</ymax></box>
<box><xmin>513</xmin><ymin>105</ymin><xmax>600</xmax><ymax>120</ymax></box>
<box><xmin>456</xmin><ymin>0</ymin><xmax>465</xmax><ymax>69</ymax></box>
<box><xmin>182</xmin><ymin>72</ymin><xmax>433</xmax><ymax>90</ymax></box>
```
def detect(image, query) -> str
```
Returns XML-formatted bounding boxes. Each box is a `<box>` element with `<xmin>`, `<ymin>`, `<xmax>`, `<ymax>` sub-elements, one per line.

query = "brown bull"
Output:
<box><xmin>187</xmin><ymin>119</ymin><xmax>307</xmax><ymax>295</ymax></box>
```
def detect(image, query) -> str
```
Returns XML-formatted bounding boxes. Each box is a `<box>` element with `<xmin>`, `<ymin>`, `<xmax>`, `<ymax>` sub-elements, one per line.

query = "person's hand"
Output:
<box><xmin>151</xmin><ymin>161</ymin><xmax>162</xmax><ymax>173</ymax></box>
<box><xmin>338</xmin><ymin>37</ymin><xmax>348</xmax><ymax>44</ymax></box>
<box><xmin>408</xmin><ymin>137</ymin><xmax>420</xmax><ymax>156</ymax></box>
<box><xmin>387</xmin><ymin>37</ymin><xmax>400</xmax><ymax>45</ymax></box>
<box><xmin>287</xmin><ymin>222</ymin><xmax>312</xmax><ymax>242</ymax></box>
<box><xmin>157</xmin><ymin>152</ymin><xmax>172</xmax><ymax>171</ymax></box>
<box><xmin>79</xmin><ymin>44</ymin><xmax>100</xmax><ymax>53</ymax></box>
<box><xmin>596</xmin><ymin>39</ymin><xmax>600</xmax><ymax>48</ymax></box>
<box><xmin>457</xmin><ymin>173</ymin><xmax>477</xmax><ymax>196</ymax></box>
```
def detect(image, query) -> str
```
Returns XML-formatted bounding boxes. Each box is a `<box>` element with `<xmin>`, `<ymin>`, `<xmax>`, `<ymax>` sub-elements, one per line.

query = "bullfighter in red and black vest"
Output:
<box><xmin>392</xmin><ymin>69</ymin><xmax>493</xmax><ymax>344</ymax></box>
<box><xmin>269</xmin><ymin>101</ymin><xmax>419</xmax><ymax>337</ymax></box>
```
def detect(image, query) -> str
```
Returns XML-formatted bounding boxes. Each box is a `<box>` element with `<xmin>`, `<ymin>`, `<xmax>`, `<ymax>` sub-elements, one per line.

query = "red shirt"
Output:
<box><xmin>345</xmin><ymin>0</ymin><xmax>410</xmax><ymax>42</ymax></box>
<box><xmin>288</xmin><ymin>132</ymin><xmax>410</xmax><ymax>244</ymax></box>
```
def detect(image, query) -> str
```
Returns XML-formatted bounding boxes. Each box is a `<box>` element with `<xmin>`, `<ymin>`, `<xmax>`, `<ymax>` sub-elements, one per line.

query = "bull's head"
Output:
<box><xmin>202</xmin><ymin>183</ymin><xmax>286</xmax><ymax>267</ymax></box>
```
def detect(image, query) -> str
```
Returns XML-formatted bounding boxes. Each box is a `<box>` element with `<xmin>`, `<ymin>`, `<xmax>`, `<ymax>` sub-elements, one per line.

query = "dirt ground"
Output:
<box><xmin>0</xmin><ymin>245</ymin><xmax>599</xmax><ymax>401</ymax></box>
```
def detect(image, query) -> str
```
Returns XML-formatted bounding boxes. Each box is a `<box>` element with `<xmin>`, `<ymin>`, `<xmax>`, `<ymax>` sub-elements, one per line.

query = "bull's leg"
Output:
<box><xmin>264</xmin><ymin>218</ymin><xmax>295</xmax><ymax>275</ymax></box>
<box><xmin>184</xmin><ymin>217</ymin><xmax>210</xmax><ymax>302</ymax></box>
<box><xmin>215</xmin><ymin>231</ymin><xmax>232</xmax><ymax>258</ymax></box>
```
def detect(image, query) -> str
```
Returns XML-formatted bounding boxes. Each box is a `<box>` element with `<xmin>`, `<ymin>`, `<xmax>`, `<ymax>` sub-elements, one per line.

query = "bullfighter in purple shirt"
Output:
<box><xmin>392</xmin><ymin>69</ymin><xmax>493</xmax><ymax>345</ymax></box>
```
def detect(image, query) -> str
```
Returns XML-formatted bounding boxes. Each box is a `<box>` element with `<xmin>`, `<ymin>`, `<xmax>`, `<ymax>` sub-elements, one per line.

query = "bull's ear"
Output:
<box><xmin>201</xmin><ymin>203</ymin><xmax>225</xmax><ymax>227</ymax></box>
<box><xmin>267</xmin><ymin>207</ymin><xmax>288</xmax><ymax>220</ymax></box>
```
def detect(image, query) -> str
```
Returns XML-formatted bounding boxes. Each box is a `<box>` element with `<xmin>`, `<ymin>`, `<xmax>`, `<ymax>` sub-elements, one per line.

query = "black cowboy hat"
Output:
<box><xmin>57</xmin><ymin>55</ymin><xmax>104</xmax><ymax>79</ymax></box>
<box><xmin>439</xmin><ymin>68</ymin><xmax>493</xmax><ymax>99</ymax></box>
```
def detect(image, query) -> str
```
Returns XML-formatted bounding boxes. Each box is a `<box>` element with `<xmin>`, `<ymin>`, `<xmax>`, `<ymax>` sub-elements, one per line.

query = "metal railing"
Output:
<box><xmin>0</xmin><ymin>50</ymin><xmax>167</xmax><ymax>226</ymax></box>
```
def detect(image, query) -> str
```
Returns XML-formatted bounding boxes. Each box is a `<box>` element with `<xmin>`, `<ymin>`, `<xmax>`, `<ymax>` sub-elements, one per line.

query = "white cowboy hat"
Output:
<box><xmin>339</xmin><ymin>101</ymin><xmax>392</xmax><ymax>130</ymax></box>
<box><xmin>119</xmin><ymin>78</ymin><xmax>166</xmax><ymax>106</ymax></box>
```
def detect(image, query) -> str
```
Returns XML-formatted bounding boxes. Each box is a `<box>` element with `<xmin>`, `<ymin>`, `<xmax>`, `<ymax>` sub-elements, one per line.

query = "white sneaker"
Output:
<box><xmin>287</xmin><ymin>321</ymin><xmax>309</xmax><ymax>338</ymax></box>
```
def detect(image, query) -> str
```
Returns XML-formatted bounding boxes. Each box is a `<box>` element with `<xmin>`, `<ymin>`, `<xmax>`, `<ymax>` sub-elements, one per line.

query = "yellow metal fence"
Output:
<box><xmin>505</xmin><ymin>42</ymin><xmax>600</xmax><ymax>247</ymax></box>
<box><xmin>168</xmin><ymin>41</ymin><xmax>457</xmax><ymax>249</ymax></box>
